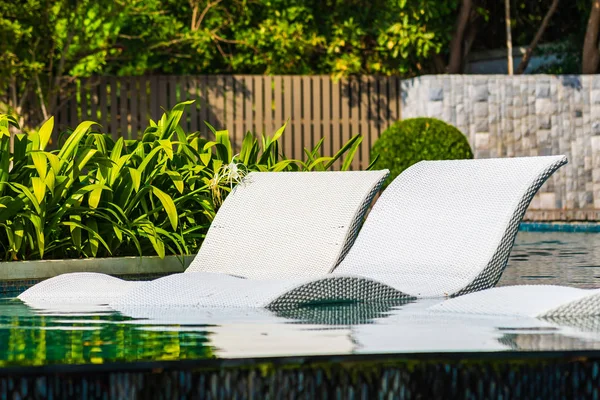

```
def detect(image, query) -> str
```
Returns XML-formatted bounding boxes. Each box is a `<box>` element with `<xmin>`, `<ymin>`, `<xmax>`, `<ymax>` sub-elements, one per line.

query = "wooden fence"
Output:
<box><xmin>55</xmin><ymin>75</ymin><xmax>402</xmax><ymax>170</ymax></box>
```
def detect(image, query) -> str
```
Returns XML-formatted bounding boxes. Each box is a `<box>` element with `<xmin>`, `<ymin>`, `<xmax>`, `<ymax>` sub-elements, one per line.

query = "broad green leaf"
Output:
<box><xmin>111</xmin><ymin>137</ymin><xmax>124</xmax><ymax>162</ymax></box>
<box><xmin>151</xmin><ymin>186</ymin><xmax>178</xmax><ymax>230</ymax></box>
<box><xmin>13</xmin><ymin>219</ymin><xmax>24</xmax><ymax>255</ymax></box>
<box><xmin>23</xmin><ymin>213</ymin><xmax>44</xmax><ymax>259</ymax></box>
<box><xmin>70</xmin><ymin>215</ymin><xmax>82</xmax><ymax>252</ymax></box>
<box><xmin>129</xmin><ymin>167</ymin><xmax>142</xmax><ymax>192</ymax></box>
<box><xmin>45</xmin><ymin>169</ymin><xmax>56</xmax><ymax>194</ymax></box>
<box><xmin>38</xmin><ymin>117</ymin><xmax>54</xmax><ymax>151</ymax></box>
<box><xmin>215</xmin><ymin>130</ymin><xmax>232</xmax><ymax>162</ymax></box>
<box><xmin>13</xmin><ymin>134</ymin><xmax>27</xmax><ymax>162</ymax></box>
<box><xmin>57</xmin><ymin>121</ymin><xmax>96</xmax><ymax>169</ymax></box>
<box><xmin>341</xmin><ymin>135</ymin><xmax>362</xmax><ymax>171</ymax></box>
<box><xmin>46</xmin><ymin>153</ymin><xmax>61</xmax><ymax>174</ymax></box>
<box><xmin>88</xmin><ymin>187</ymin><xmax>103</xmax><ymax>209</ymax></box>
<box><xmin>31</xmin><ymin>177</ymin><xmax>46</xmax><ymax>204</ymax></box>
<box><xmin>166</xmin><ymin>171</ymin><xmax>184</xmax><ymax>194</ymax></box>
<box><xmin>9</xmin><ymin>183</ymin><xmax>41</xmax><ymax>214</ymax></box>
<box><xmin>86</xmin><ymin>218</ymin><xmax>99</xmax><ymax>257</ymax></box>
<box><xmin>31</xmin><ymin>152</ymin><xmax>47</xmax><ymax>178</ymax></box>
<box><xmin>271</xmin><ymin>121</ymin><xmax>287</xmax><ymax>142</ymax></box>
<box><xmin>199</xmin><ymin>152</ymin><xmax>211</xmax><ymax>166</ymax></box>
<box><xmin>62</xmin><ymin>221</ymin><xmax>111</xmax><ymax>255</ymax></box>
<box><xmin>158</xmin><ymin>139</ymin><xmax>173</xmax><ymax>160</ymax></box>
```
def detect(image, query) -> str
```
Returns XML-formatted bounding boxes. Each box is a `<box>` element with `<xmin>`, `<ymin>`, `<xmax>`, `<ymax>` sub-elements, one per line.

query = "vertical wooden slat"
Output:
<box><xmin>388</xmin><ymin>76</ymin><xmax>399</xmax><ymax>123</ymax></box>
<box><xmin>292</xmin><ymin>77</ymin><xmax>302</xmax><ymax>160</ymax></box>
<box><xmin>264</xmin><ymin>76</ymin><xmax>273</xmax><ymax>135</ymax></box>
<box><xmin>283</xmin><ymin>76</ymin><xmax>293</xmax><ymax>158</ymax></box>
<box><xmin>321</xmin><ymin>76</ymin><xmax>331</xmax><ymax>157</ymax></box>
<box><xmin>69</xmin><ymin>83</ymin><xmax>78</xmax><ymax>129</ymax></box>
<box><xmin>158</xmin><ymin>76</ymin><xmax>168</xmax><ymax>118</ymax></box>
<box><xmin>302</xmin><ymin>76</ymin><xmax>312</xmax><ymax>151</ymax></box>
<box><xmin>359</xmin><ymin>76</ymin><xmax>370</xmax><ymax>169</ymax></box>
<box><xmin>233</xmin><ymin>75</ymin><xmax>245</xmax><ymax>142</ymax></box>
<box><xmin>254</xmin><ymin>76</ymin><xmax>264</xmax><ymax>135</ymax></box>
<box><xmin>350</xmin><ymin>77</ymin><xmax>361</xmax><ymax>170</ymax></box>
<box><xmin>341</xmin><ymin>78</ymin><xmax>351</xmax><ymax>169</ymax></box>
<box><xmin>139</xmin><ymin>76</ymin><xmax>148</xmax><ymax>134</ymax></box>
<box><xmin>99</xmin><ymin>77</ymin><xmax>108</xmax><ymax>134</ymax></box>
<box><xmin>367</xmin><ymin>76</ymin><xmax>379</xmax><ymax>168</ymax></box>
<box><xmin>244</xmin><ymin>76</ymin><xmax>254</xmax><ymax>135</ymax></box>
<box><xmin>215</xmin><ymin>76</ymin><xmax>226</xmax><ymax>130</ymax></box>
<box><xmin>120</xmin><ymin>79</ymin><xmax>129</xmax><ymax>139</ymax></box>
<box><xmin>150</xmin><ymin>76</ymin><xmax>159</xmax><ymax>121</ymax></box>
<box><xmin>311</xmin><ymin>76</ymin><xmax>322</xmax><ymax>157</ymax></box>
<box><xmin>130</xmin><ymin>77</ymin><xmax>139</xmax><ymax>138</ymax></box>
<box><xmin>199</xmin><ymin>75</ymin><xmax>209</xmax><ymax>135</ymax></box>
<box><xmin>225</xmin><ymin>76</ymin><xmax>235</xmax><ymax>147</ymax></box>
<box><xmin>89</xmin><ymin>78</ymin><xmax>98</xmax><ymax>124</ymax></box>
<box><xmin>331</xmin><ymin>78</ymin><xmax>341</xmax><ymax>168</ymax></box>
<box><xmin>206</xmin><ymin>75</ymin><xmax>217</xmax><ymax>129</ymax></box>
<box><xmin>109</xmin><ymin>77</ymin><xmax>118</xmax><ymax>140</ymax></box>
<box><xmin>273</xmin><ymin>76</ymin><xmax>283</xmax><ymax>136</ymax></box>
<box><xmin>80</xmin><ymin>79</ymin><xmax>89</xmax><ymax>122</ymax></box>
<box><xmin>188</xmin><ymin>76</ymin><xmax>199</xmax><ymax>133</ymax></box>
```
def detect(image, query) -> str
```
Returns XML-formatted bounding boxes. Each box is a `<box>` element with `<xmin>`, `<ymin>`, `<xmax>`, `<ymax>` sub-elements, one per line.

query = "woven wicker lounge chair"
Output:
<box><xmin>428</xmin><ymin>285</ymin><xmax>600</xmax><ymax>318</ymax></box>
<box><xmin>18</xmin><ymin>170</ymin><xmax>389</xmax><ymax>305</ymax></box>
<box><xmin>107</xmin><ymin>155</ymin><xmax>567</xmax><ymax>310</ymax></box>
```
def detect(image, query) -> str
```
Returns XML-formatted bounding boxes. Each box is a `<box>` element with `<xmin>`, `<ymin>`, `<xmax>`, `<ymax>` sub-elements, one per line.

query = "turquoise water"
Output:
<box><xmin>3</xmin><ymin>231</ymin><xmax>600</xmax><ymax>367</ymax></box>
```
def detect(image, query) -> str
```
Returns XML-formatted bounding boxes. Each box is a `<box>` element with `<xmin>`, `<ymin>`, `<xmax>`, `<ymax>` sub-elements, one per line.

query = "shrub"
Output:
<box><xmin>0</xmin><ymin>101</ymin><xmax>368</xmax><ymax>261</ymax></box>
<box><xmin>371</xmin><ymin>118</ymin><xmax>473</xmax><ymax>186</ymax></box>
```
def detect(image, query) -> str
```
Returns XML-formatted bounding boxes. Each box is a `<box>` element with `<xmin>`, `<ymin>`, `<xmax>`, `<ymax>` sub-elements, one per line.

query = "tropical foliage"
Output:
<box><xmin>0</xmin><ymin>101</ymin><xmax>367</xmax><ymax>261</ymax></box>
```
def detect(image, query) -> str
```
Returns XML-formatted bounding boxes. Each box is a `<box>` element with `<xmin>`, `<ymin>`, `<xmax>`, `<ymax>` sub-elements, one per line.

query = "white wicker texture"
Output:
<box><xmin>184</xmin><ymin>170</ymin><xmax>388</xmax><ymax>279</ymax></box>
<box><xmin>18</xmin><ymin>170</ymin><xmax>388</xmax><ymax>306</ymax></box>
<box><xmin>428</xmin><ymin>285</ymin><xmax>600</xmax><ymax>318</ymax></box>
<box><xmin>17</xmin><ymin>273</ymin><xmax>144</xmax><ymax>307</ymax></box>
<box><xmin>333</xmin><ymin>155</ymin><xmax>567</xmax><ymax>297</ymax></box>
<box><xmin>108</xmin><ymin>156</ymin><xmax>568</xmax><ymax>310</ymax></box>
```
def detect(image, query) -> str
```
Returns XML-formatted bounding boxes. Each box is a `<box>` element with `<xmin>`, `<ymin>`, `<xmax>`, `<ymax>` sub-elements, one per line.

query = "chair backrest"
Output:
<box><xmin>334</xmin><ymin>156</ymin><xmax>567</xmax><ymax>297</ymax></box>
<box><xmin>185</xmin><ymin>170</ymin><xmax>389</xmax><ymax>279</ymax></box>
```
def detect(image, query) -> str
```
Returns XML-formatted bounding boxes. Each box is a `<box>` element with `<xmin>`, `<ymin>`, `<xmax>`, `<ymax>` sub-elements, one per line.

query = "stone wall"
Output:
<box><xmin>400</xmin><ymin>75</ymin><xmax>600</xmax><ymax>221</ymax></box>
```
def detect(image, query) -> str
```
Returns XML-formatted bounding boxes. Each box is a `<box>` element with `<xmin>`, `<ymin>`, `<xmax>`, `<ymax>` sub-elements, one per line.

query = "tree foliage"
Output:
<box><xmin>0</xmin><ymin>0</ymin><xmax>597</xmax><ymax>127</ymax></box>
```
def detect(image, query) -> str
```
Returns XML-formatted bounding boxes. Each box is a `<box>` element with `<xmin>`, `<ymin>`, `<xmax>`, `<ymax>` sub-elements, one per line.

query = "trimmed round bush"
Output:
<box><xmin>372</xmin><ymin>118</ymin><xmax>473</xmax><ymax>187</ymax></box>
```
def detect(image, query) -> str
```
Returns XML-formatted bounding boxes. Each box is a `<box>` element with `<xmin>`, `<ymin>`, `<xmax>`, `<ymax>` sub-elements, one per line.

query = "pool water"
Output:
<box><xmin>3</xmin><ymin>231</ymin><xmax>600</xmax><ymax>367</ymax></box>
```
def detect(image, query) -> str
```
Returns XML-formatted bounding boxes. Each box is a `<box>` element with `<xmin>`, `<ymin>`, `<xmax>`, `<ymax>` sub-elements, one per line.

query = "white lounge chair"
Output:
<box><xmin>18</xmin><ymin>170</ymin><xmax>389</xmax><ymax>305</ymax></box>
<box><xmin>108</xmin><ymin>155</ymin><xmax>567</xmax><ymax>310</ymax></box>
<box><xmin>428</xmin><ymin>285</ymin><xmax>600</xmax><ymax>318</ymax></box>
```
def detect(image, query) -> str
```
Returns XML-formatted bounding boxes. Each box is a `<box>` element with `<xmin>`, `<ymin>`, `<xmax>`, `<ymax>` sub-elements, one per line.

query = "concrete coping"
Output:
<box><xmin>0</xmin><ymin>255</ymin><xmax>195</xmax><ymax>281</ymax></box>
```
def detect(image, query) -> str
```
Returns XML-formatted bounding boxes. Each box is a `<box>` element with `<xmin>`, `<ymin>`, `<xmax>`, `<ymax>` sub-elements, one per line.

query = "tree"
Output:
<box><xmin>515</xmin><ymin>0</ymin><xmax>560</xmax><ymax>74</ymax></box>
<box><xmin>505</xmin><ymin>0</ymin><xmax>513</xmax><ymax>75</ymax></box>
<box><xmin>583</xmin><ymin>0</ymin><xmax>600</xmax><ymax>73</ymax></box>
<box><xmin>0</xmin><ymin>0</ymin><xmax>154</xmax><ymax>129</ymax></box>
<box><xmin>447</xmin><ymin>0</ymin><xmax>473</xmax><ymax>73</ymax></box>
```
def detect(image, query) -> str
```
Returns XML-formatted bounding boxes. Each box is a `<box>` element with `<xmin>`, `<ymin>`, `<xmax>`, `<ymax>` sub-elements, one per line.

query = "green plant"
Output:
<box><xmin>371</xmin><ymin>117</ymin><xmax>473</xmax><ymax>187</ymax></box>
<box><xmin>0</xmin><ymin>101</ymin><xmax>368</xmax><ymax>261</ymax></box>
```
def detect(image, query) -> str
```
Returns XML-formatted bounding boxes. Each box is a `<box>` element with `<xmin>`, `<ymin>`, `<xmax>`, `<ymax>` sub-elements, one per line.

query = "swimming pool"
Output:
<box><xmin>3</xmin><ymin>230</ymin><xmax>600</xmax><ymax>398</ymax></box>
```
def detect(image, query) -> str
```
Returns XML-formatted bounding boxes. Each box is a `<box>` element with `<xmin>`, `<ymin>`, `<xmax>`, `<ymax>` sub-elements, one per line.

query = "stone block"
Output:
<box><xmin>539</xmin><ymin>193</ymin><xmax>556</xmax><ymax>210</ymax></box>
<box><xmin>536</xmin><ymin>85</ymin><xmax>550</xmax><ymax>99</ymax></box>
<box><xmin>475</xmin><ymin>133</ymin><xmax>489</xmax><ymax>150</ymax></box>
<box><xmin>538</xmin><ymin>116</ymin><xmax>551</xmax><ymax>130</ymax></box>
<box><xmin>535</xmin><ymin>98</ymin><xmax>555</xmax><ymax>115</ymax></box>
<box><xmin>475</xmin><ymin>118</ymin><xmax>489</xmax><ymax>132</ymax></box>
<box><xmin>428</xmin><ymin>87</ymin><xmax>443</xmax><ymax>102</ymax></box>
<box><xmin>473</xmin><ymin>103</ymin><xmax>488</xmax><ymax>118</ymax></box>
<box><xmin>427</xmin><ymin>101</ymin><xmax>443</xmax><ymax>117</ymax></box>
<box><xmin>473</xmin><ymin>86</ymin><xmax>489</xmax><ymax>102</ymax></box>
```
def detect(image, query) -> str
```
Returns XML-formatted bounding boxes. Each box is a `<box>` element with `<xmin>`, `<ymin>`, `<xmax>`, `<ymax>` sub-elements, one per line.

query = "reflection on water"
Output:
<box><xmin>4</xmin><ymin>231</ymin><xmax>600</xmax><ymax>366</ymax></box>
<box><xmin>500</xmin><ymin>231</ymin><xmax>600</xmax><ymax>288</ymax></box>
